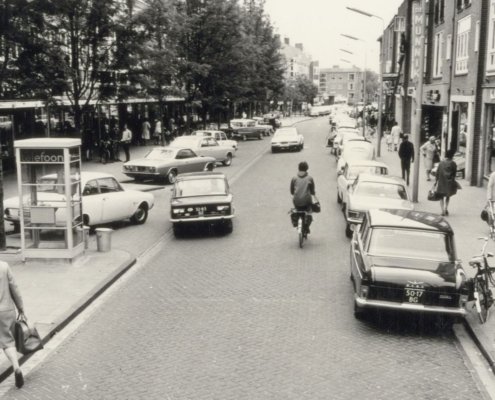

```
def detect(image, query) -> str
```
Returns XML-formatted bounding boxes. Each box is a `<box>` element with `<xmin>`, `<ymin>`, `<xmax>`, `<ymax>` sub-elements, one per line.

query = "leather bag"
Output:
<box><xmin>427</xmin><ymin>183</ymin><xmax>442</xmax><ymax>201</ymax></box>
<box><xmin>311</xmin><ymin>196</ymin><xmax>321</xmax><ymax>213</ymax></box>
<box><xmin>13</xmin><ymin>316</ymin><xmax>43</xmax><ymax>355</ymax></box>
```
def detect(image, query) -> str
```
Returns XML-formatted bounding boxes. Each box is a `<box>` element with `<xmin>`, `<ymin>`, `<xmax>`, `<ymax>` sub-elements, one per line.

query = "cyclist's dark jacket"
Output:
<box><xmin>290</xmin><ymin>171</ymin><xmax>315</xmax><ymax>207</ymax></box>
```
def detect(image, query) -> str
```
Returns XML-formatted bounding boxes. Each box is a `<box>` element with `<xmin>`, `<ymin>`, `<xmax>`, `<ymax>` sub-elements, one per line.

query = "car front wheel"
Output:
<box><xmin>167</xmin><ymin>170</ymin><xmax>177</xmax><ymax>184</ymax></box>
<box><xmin>130</xmin><ymin>203</ymin><xmax>148</xmax><ymax>224</ymax></box>
<box><xmin>223</xmin><ymin>153</ymin><xmax>233</xmax><ymax>166</ymax></box>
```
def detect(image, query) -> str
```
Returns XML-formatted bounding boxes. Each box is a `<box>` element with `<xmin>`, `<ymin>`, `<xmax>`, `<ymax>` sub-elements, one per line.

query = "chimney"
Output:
<box><xmin>284</xmin><ymin>37</ymin><xmax>290</xmax><ymax>45</ymax></box>
<box><xmin>295</xmin><ymin>43</ymin><xmax>303</xmax><ymax>51</ymax></box>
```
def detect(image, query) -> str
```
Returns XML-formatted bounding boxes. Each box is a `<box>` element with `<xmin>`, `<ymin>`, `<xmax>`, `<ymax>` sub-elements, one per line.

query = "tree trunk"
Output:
<box><xmin>0</xmin><ymin>158</ymin><xmax>6</xmax><ymax>251</ymax></box>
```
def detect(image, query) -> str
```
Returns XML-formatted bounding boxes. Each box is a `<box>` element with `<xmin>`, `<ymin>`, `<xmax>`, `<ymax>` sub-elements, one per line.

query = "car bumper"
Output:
<box><xmin>171</xmin><ymin>215</ymin><xmax>235</xmax><ymax>223</ymax></box>
<box><xmin>355</xmin><ymin>296</ymin><xmax>467</xmax><ymax>316</ymax></box>
<box><xmin>123</xmin><ymin>172</ymin><xmax>161</xmax><ymax>178</ymax></box>
<box><xmin>272</xmin><ymin>143</ymin><xmax>300</xmax><ymax>150</ymax></box>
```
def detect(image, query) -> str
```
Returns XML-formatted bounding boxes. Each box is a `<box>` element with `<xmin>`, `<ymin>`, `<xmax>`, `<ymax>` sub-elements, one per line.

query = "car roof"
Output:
<box><xmin>367</xmin><ymin>209</ymin><xmax>453</xmax><ymax>233</ymax></box>
<box><xmin>230</xmin><ymin>118</ymin><xmax>254</xmax><ymax>123</ymax></box>
<box><xmin>356</xmin><ymin>173</ymin><xmax>406</xmax><ymax>185</ymax></box>
<box><xmin>275</xmin><ymin>127</ymin><xmax>298</xmax><ymax>134</ymax></box>
<box><xmin>346</xmin><ymin>160</ymin><xmax>388</xmax><ymax>168</ymax></box>
<box><xmin>176</xmin><ymin>171</ymin><xmax>227</xmax><ymax>181</ymax></box>
<box><xmin>192</xmin><ymin>130</ymin><xmax>223</xmax><ymax>135</ymax></box>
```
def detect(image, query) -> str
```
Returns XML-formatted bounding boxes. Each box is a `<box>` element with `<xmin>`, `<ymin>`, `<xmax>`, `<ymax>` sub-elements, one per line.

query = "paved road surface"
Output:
<box><xmin>1</xmin><ymin>118</ymin><xmax>486</xmax><ymax>399</ymax></box>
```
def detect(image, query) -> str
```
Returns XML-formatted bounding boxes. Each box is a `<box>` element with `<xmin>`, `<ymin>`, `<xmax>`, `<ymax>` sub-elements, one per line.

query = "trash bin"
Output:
<box><xmin>82</xmin><ymin>225</ymin><xmax>90</xmax><ymax>250</ymax></box>
<box><xmin>95</xmin><ymin>228</ymin><xmax>113</xmax><ymax>252</ymax></box>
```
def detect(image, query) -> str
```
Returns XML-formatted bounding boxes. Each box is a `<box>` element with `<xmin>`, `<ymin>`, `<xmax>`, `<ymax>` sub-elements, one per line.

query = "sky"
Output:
<box><xmin>263</xmin><ymin>0</ymin><xmax>404</xmax><ymax>72</ymax></box>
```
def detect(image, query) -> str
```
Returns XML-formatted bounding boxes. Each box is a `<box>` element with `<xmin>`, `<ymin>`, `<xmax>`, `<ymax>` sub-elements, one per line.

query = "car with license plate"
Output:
<box><xmin>337</xmin><ymin>160</ymin><xmax>389</xmax><ymax>207</ymax></box>
<box><xmin>170</xmin><ymin>171</ymin><xmax>234</xmax><ymax>236</ymax></box>
<box><xmin>252</xmin><ymin>116</ymin><xmax>274</xmax><ymax>135</ymax></box>
<box><xmin>122</xmin><ymin>146</ymin><xmax>216</xmax><ymax>183</ymax></box>
<box><xmin>271</xmin><ymin>127</ymin><xmax>304</xmax><ymax>152</ymax></box>
<box><xmin>171</xmin><ymin>136</ymin><xmax>235</xmax><ymax>166</ymax></box>
<box><xmin>3</xmin><ymin>172</ymin><xmax>154</xmax><ymax>231</ymax></box>
<box><xmin>189</xmin><ymin>130</ymin><xmax>238</xmax><ymax>151</ymax></box>
<box><xmin>336</xmin><ymin>138</ymin><xmax>375</xmax><ymax>172</ymax></box>
<box><xmin>345</xmin><ymin>173</ymin><xmax>413</xmax><ymax>238</ymax></box>
<box><xmin>350</xmin><ymin>208</ymin><xmax>469</xmax><ymax>320</ymax></box>
<box><xmin>229</xmin><ymin>118</ymin><xmax>268</xmax><ymax>140</ymax></box>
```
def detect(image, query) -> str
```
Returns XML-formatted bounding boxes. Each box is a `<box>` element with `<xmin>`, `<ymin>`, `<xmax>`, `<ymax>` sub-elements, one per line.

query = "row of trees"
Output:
<box><xmin>0</xmin><ymin>0</ymin><xmax>318</xmax><ymax>132</ymax></box>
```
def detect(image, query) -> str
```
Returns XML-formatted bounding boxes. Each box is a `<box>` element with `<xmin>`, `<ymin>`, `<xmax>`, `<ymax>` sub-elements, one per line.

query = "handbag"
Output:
<box><xmin>13</xmin><ymin>315</ymin><xmax>43</xmax><ymax>355</ymax></box>
<box><xmin>311</xmin><ymin>195</ymin><xmax>321</xmax><ymax>213</ymax></box>
<box><xmin>427</xmin><ymin>183</ymin><xmax>442</xmax><ymax>201</ymax></box>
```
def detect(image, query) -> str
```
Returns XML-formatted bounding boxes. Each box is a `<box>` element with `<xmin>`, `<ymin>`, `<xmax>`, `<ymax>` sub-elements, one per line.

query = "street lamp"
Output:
<box><xmin>341</xmin><ymin>34</ymin><xmax>367</xmax><ymax>137</ymax></box>
<box><xmin>340</xmin><ymin>58</ymin><xmax>352</xmax><ymax>64</ymax></box>
<box><xmin>339</xmin><ymin>48</ymin><xmax>354</xmax><ymax>55</ymax></box>
<box><xmin>346</xmin><ymin>6</ymin><xmax>385</xmax><ymax>156</ymax></box>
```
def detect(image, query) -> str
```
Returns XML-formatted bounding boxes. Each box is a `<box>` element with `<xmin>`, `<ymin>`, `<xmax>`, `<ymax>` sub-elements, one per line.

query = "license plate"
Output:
<box><xmin>404</xmin><ymin>288</ymin><xmax>424</xmax><ymax>303</ymax></box>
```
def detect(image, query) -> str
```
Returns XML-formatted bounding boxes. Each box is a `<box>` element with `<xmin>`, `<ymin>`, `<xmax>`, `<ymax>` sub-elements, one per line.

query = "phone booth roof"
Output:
<box><xmin>15</xmin><ymin>138</ymin><xmax>81</xmax><ymax>149</ymax></box>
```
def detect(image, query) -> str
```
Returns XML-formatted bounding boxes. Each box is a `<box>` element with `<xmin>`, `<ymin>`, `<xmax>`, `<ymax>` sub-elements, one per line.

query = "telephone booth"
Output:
<box><xmin>14</xmin><ymin>138</ymin><xmax>84</xmax><ymax>260</ymax></box>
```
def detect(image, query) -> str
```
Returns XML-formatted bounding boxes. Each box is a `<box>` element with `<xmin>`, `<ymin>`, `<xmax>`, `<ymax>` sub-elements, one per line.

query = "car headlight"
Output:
<box><xmin>347</xmin><ymin>210</ymin><xmax>363</xmax><ymax>220</ymax></box>
<box><xmin>123</xmin><ymin>165</ymin><xmax>130</xmax><ymax>171</ymax></box>
<box><xmin>172</xmin><ymin>208</ymin><xmax>185</xmax><ymax>214</ymax></box>
<box><xmin>217</xmin><ymin>205</ymin><xmax>230</xmax><ymax>211</ymax></box>
<box><xmin>360</xmin><ymin>285</ymin><xmax>369</xmax><ymax>298</ymax></box>
<box><xmin>148</xmin><ymin>167</ymin><xmax>156</xmax><ymax>173</ymax></box>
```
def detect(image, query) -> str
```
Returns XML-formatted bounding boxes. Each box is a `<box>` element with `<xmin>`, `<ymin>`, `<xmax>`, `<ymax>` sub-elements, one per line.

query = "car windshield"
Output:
<box><xmin>368</xmin><ymin>228</ymin><xmax>452</xmax><ymax>261</ymax></box>
<box><xmin>275</xmin><ymin>132</ymin><xmax>296</xmax><ymax>139</ymax></box>
<box><xmin>175</xmin><ymin>178</ymin><xmax>227</xmax><ymax>197</ymax></box>
<box><xmin>193</xmin><ymin>131</ymin><xmax>212</xmax><ymax>137</ymax></box>
<box><xmin>355</xmin><ymin>182</ymin><xmax>408</xmax><ymax>200</ymax></box>
<box><xmin>348</xmin><ymin>166</ymin><xmax>388</xmax><ymax>180</ymax></box>
<box><xmin>145</xmin><ymin>149</ymin><xmax>175</xmax><ymax>160</ymax></box>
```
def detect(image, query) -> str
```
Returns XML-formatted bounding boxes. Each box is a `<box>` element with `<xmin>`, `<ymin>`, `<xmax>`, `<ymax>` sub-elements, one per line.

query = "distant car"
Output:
<box><xmin>170</xmin><ymin>171</ymin><xmax>235</xmax><ymax>236</ymax></box>
<box><xmin>252</xmin><ymin>117</ymin><xmax>274</xmax><ymax>136</ymax></box>
<box><xmin>337</xmin><ymin>160</ymin><xmax>389</xmax><ymax>207</ymax></box>
<box><xmin>351</xmin><ymin>208</ymin><xmax>469</xmax><ymax>320</ymax></box>
<box><xmin>122</xmin><ymin>146</ymin><xmax>216</xmax><ymax>183</ymax></box>
<box><xmin>271</xmin><ymin>127</ymin><xmax>304</xmax><ymax>152</ymax></box>
<box><xmin>3</xmin><ymin>172</ymin><xmax>154</xmax><ymax>230</ymax></box>
<box><xmin>334</xmin><ymin>130</ymin><xmax>361</xmax><ymax>159</ymax></box>
<box><xmin>171</xmin><ymin>136</ymin><xmax>235</xmax><ymax>166</ymax></box>
<box><xmin>189</xmin><ymin>130</ymin><xmax>238</xmax><ymax>151</ymax></box>
<box><xmin>263</xmin><ymin>113</ymin><xmax>282</xmax><ymax>129</ymax></box>
<box><xmin>230</xmin><ymin>119</ymin><xmax>267</xmax><ymax>140</ymax></box>
<box><xmin>345</xmin><ymin>173</ymin><xmax>414</xmax><ymax>238</ymax></box>
<box><xmin>336</xmin><ymin>138</ymin><xmax>375</xmax><ymax>171</ymax></box>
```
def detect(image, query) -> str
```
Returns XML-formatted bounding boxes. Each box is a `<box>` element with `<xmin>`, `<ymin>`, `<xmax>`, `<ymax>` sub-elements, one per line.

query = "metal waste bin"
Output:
<box><xmin>95</xmin><ymin>228</ymin><xmax>113</xmax><ymax>252</ymax></box>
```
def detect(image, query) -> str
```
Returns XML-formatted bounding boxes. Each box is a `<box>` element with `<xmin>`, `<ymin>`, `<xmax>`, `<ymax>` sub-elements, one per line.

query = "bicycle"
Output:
<box><xmin>486</xmin><ymin>201</ymin><xmax>495</xmax><ymax>240</ymax></box>
<box><xmin>290</xmin><ymin>209</ymin><xmax>311</xmax><ymax>248</ymax></box>
<box><xmin>469</xmin><ymin>237</ymin><xmax>495</xmax><ymax>323</ymax></box>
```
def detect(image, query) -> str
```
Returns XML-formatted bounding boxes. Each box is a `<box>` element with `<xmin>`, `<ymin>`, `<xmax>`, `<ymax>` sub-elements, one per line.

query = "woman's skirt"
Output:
<box><xmin>0</xmin><ymin>309</ymin><xmax>16</xmax><ymax>349</ymax></box>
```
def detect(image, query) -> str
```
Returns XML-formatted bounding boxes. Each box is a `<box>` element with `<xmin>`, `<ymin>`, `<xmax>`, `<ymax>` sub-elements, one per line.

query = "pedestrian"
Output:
<box><xmin>385</xmin><ymin>129</ymin><xmax>393</xmax><ymax>151</ymax></box>
<box><xmin>141</xmin><ymin>118</ymin><xmax>150</xmax><ymax>145</ymax></box>
<box><xmin>435</xmin><ymin>149</ymin><xmax>459</xmax><ymax>216</ymax></box>
<box><xmin>420</xmin><ymin>136</ymin><xmax>438</xmax><ymax>181</ymax></box>
<box><xmin>0</xmin><ymin>261</ymin><xmax>26</xmax><ymax>388</ymax></box>
<box><xmin>390</xmin><ymin>121</ymin><xmax>401</xmax><ymax>151</ymax></box>
<box><xmin>398</xmin><ymin>134</ymin><xmax>414</xmax><ymax>185</ymax></box>
<box><xmin>153</xmin><ymin>118</ymin><xmax>162</xmax><ymax>145</ymax></box>
<box><xmin>121</xmin><ymin>124</ymin><xmax>132</xmax><ymax>162</ymax></box>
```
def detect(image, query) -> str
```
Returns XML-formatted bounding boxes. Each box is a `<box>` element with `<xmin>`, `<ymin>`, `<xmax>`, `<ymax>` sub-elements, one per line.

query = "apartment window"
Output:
<box><xmin>434</xmin><ymin>0</ymin><xmax>444</xmax><ymax>24</ymax></box>
<box><xmin>488</xmin><ymin>1</ymin><xmax>495</xmax><ymax>72</ymax></box>
<box><xmin>348</xmin><ymin>83</ymin><xmax>354</xmax><ymax>90</ymax></box>
<box><xmin>433</xmin><ymin>31</ymin><xmax>444</xmax><ymax>78</ymax></box>
<box><xmin>446</xmin><ymin>34</ymin><xmax>452</xmax><ymax>60</ymax></box>
<box><xmin>475</xmin><ymin>20</ymin><xmax>480</xmax><ymax>52</ymax></box>
<box><xmin>455</xmin><ymin>16</ymin><xmax>471</xmax><ymax>75</ymax></box>
<box><xmin>349</xmin><ymin>73</ymin><xmax>355</xmax><ymax>81</ymax></box>
<box><xmin>440</xmin><ymin>0</ymin><xmax>445</xmax><ymax>22</ymax></box>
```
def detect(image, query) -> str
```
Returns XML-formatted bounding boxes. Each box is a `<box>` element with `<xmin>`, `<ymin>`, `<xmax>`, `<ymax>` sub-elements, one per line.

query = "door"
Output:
<box><xmin>176</xmin><ymin>149</ymin><xmax>199</xmax><ymax>173</ymax></box>
<box><xmin>82</xmin><ymin>179</ymin><xmax>104</xmax><ymax>224</ymax></box>
<box><xmin>450</xmin><ymin>109</ymin><xmax>459</xmax><ymax>151</ymax></box>
<box><xmin>97</xmin><ymin>177</ymin><xmax>129</xmax><ymax>223</ymax></box>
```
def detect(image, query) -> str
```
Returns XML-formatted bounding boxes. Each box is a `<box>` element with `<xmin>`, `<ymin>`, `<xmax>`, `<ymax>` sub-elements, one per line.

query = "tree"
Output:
<box><xmin>283</xmin><ymin>75</ymin><xmax>318</xmax><ymax>113</ymax></box>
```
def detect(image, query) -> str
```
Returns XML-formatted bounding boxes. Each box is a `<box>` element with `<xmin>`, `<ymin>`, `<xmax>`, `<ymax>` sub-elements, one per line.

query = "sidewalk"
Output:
<box><xmin>0</xmin><ymin>114</ymin><xmax>309</xmax><ymax>384</ymax></box>
<box><xmin>377</xmin><ymin>137</ymin><xmax>495</xmax><ymax>372</ymax></box>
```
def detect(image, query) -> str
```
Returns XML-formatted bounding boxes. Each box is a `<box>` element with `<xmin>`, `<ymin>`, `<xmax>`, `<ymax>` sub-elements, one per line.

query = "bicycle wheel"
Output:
<box><xmin>474</xmin><ymin>279</ymin><xmax>489</xmax><ymax>324</ymax></box>
<box><xmin>298</xmin><ymin>217</ymin><xmax>304</xmax><ymax>248</ymax></box>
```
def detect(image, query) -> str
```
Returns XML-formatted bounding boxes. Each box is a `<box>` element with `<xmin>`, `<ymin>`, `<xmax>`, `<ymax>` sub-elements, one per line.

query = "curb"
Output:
<box><xmin>0</xmin><ymin>252</ymin><xmax>137</xmax><ymax>383</ymax></box>
<box><xmin>463</xmin><ymin>316</ymin><xmax>495</xmax><ymax>374</ymax></box>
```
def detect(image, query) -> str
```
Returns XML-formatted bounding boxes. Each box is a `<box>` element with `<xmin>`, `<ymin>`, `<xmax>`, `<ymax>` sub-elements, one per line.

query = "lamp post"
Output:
<box><xmin>346</xmin><ymin>6</ymin><xmax>385</xmax><ymax>156</ymax></box>
<box><xmin>341</xmin><ymin>35</ymin><xmax>367</xmax><ymax>137</ymax></box>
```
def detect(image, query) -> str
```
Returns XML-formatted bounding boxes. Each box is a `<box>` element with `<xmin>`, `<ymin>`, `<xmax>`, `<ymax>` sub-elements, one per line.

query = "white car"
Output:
<box><xmin>336</xmin><ymin>138</ymin><xmax>375</xmax><ymax>172</ymax></box>
<box><xmin>345</xmin><ymin>173</ymin><xmax>413</xmax><ymax>238</ymax></box>
<box><xmin>337</xmin><ymin>160</ymin><xmax>389</xmax><ymax>207</ymax></box>
<box><xmin>271</xmin><ymin>127</ymin><xmax>304</xmax><ymax>152</ymax></box>
<box><xmin>171</xmin><ymin>136</ymin><xmax>235</xmax><ymax>166</ymax></box>
<box><xmin>3</xmin><ymin>172</ymin><xmax>154</xmax><ymax>231</ymax></box>
<box><xmin>188</xmin><ymin>130</ymin><xmax>238</xmax><ymax>151</ymax></box>
<box><xmin>334</xmin><ymin>131</ymin><xmax>361</xmax><ymax>158</ymax></box>
<box><xmin>252</xmin><ymin>117</ymin><xmax>274</xmax><ymax>136</ymax></box>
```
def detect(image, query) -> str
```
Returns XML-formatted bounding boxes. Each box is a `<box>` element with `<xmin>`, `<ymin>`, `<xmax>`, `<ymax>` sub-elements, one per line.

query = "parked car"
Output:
<box><xmin>334</xmin><ymin>130</ymin><xmax>361</xmax><ymax>159</ymax></box>
<box><xmin>230</xmin><ymin>119</ymin><xmax>268</xmax><ymax>140</ymax></box>
<box><xmin>263</xmin><ymin>113</ymin><xmax>282</xmax><ymax>129</ymax></box>
<box><xmin>122</xmin><ymin>146</ymin><xmax>216</xmax><ymax>183</ymax></box>
<box><xmin>336</xmin><ymin>138</ymin><xmax>375</xmax><ymax>172</ymax></box>
<box><xmin>271</xmin><ymin>127</ymin><xmax>304</xmax><ymax>152</ymax></box>
<box><xmin>171</xmin><ymin>136</ymin><xmax>235</xmax><ymax>166</ymax></box>
<box><xmin>189</xmin><ymin>130</ymin><xmax>238</xmax><ymax>151</ymax></box>
<box><xmin>337</xmin><ymin>160</ymin><xmax>389</xmax><ymax>207</ymax></box>
<box><xmin>345</xmin><ymin>173</ymin><xmax>413</xmax><ymax>238</ymax></box>
<box><xmin>170</xmin><ymin>171</ymin><xmax>234</xmax><ymax>236</ymax></box>
<box><xmin>3</xmin><ymin>172</ymin><xmax>154</xmax><ymax>231</ymax></box>
<box><xmin>252</xmin><ymin>117</ymin><xmax>274</xmax><ymax>135</ymax></box>
<box><xmin>350</xmin><ymin>208</ymin><xmax>469</xmax><ymax>320</ymax></box>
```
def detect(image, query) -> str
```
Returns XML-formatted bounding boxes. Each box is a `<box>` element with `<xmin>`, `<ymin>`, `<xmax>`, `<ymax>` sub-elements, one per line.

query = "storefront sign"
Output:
<box><xmin>411</xmin><ymin>2</ymin><xmax>424</xmax><ymax>83</ymax></box>
<box><xmin>426</xmin><ymin>90</ymin><xmax>441</xmax><ymax>103</ymax></box>
<box><xmin>20</xmin><ymin>149</ymin><xmax>64</xmax><ymax>163</ymax></box>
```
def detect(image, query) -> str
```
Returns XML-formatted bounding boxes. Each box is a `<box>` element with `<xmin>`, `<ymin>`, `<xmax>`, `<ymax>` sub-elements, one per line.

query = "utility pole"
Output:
<box><xmin>411</xmin><ymin>0</ymin><xmax>426</xmax><ymax>202</ymax></box>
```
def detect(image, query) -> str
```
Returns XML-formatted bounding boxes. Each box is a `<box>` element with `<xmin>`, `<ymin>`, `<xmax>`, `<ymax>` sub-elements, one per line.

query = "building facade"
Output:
<box><xmin>280</xmin><ymin>38</ymin><xmax>313</xmax><ymax>81</ymax></box>
<box><xmin>318</xmin><ymin>66</ymin><xmax>363</xmax><ymax>105</ymax></box>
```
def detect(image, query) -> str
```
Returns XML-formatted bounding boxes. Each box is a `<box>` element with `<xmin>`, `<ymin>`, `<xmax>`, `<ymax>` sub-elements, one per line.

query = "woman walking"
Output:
<box><xmin>420</xmin><ymin>136</ymin><xmax>439</xmax><ymax>181</ymax></box>
<box><xmin>0</xmin><ymin>261</ymin><xmax>25</xmax><ymax>388</ymax></box>
<box><xmin>435</xmin><ymin>149</ymin><xmax>458</xmax><ymax>216</ymax></box>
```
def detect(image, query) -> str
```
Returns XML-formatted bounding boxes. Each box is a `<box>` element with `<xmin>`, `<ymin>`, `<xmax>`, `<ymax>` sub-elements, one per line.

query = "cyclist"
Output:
<box><xmin>290</xmin><ymin>161</ymin><xmax>316</xmax><ymax>235</ymax></box>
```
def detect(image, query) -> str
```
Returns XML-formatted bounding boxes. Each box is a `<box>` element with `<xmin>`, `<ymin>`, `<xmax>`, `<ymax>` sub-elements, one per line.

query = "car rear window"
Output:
<box><xmin>348</xmin><ymin>166</ymin><xmax>388</xmax><ymax>180</ymax></box>
<box><xmin>146</xmin><ymin>149</ymin><xmax>174</xmax><ymax>159</ymax></box>
<box><xmin>368</xmin><ymin>228</ymin><xmax>452</xmax><ymax>261</ymax></box>
<box><xmin>176</xmin><ymin>178</ymin><xmax>226</xmax><ymax>197</ymax></box>
<box><xmin>355</xmin><ymin>182</ymin><xmax>408</xmax><ymax>200</ymax></box>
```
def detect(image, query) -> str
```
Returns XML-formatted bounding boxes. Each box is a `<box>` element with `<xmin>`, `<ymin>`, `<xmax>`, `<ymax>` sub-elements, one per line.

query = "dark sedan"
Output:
<box><xmin>350</xmin><ymin>209</ymin><xmax>469</xmax><ymax>320</ymax></box>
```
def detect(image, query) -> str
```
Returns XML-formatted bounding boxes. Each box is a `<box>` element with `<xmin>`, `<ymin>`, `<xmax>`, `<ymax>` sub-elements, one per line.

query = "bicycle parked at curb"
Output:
<box><xmin>469</xmin><ymin>237</ymin><xmax>495</xmax><ymax>323</ymax></box>
<box><xmin>290</xmin><ymin>209</ymin><xmax>311</xmax><ymax>248</ymax></box>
